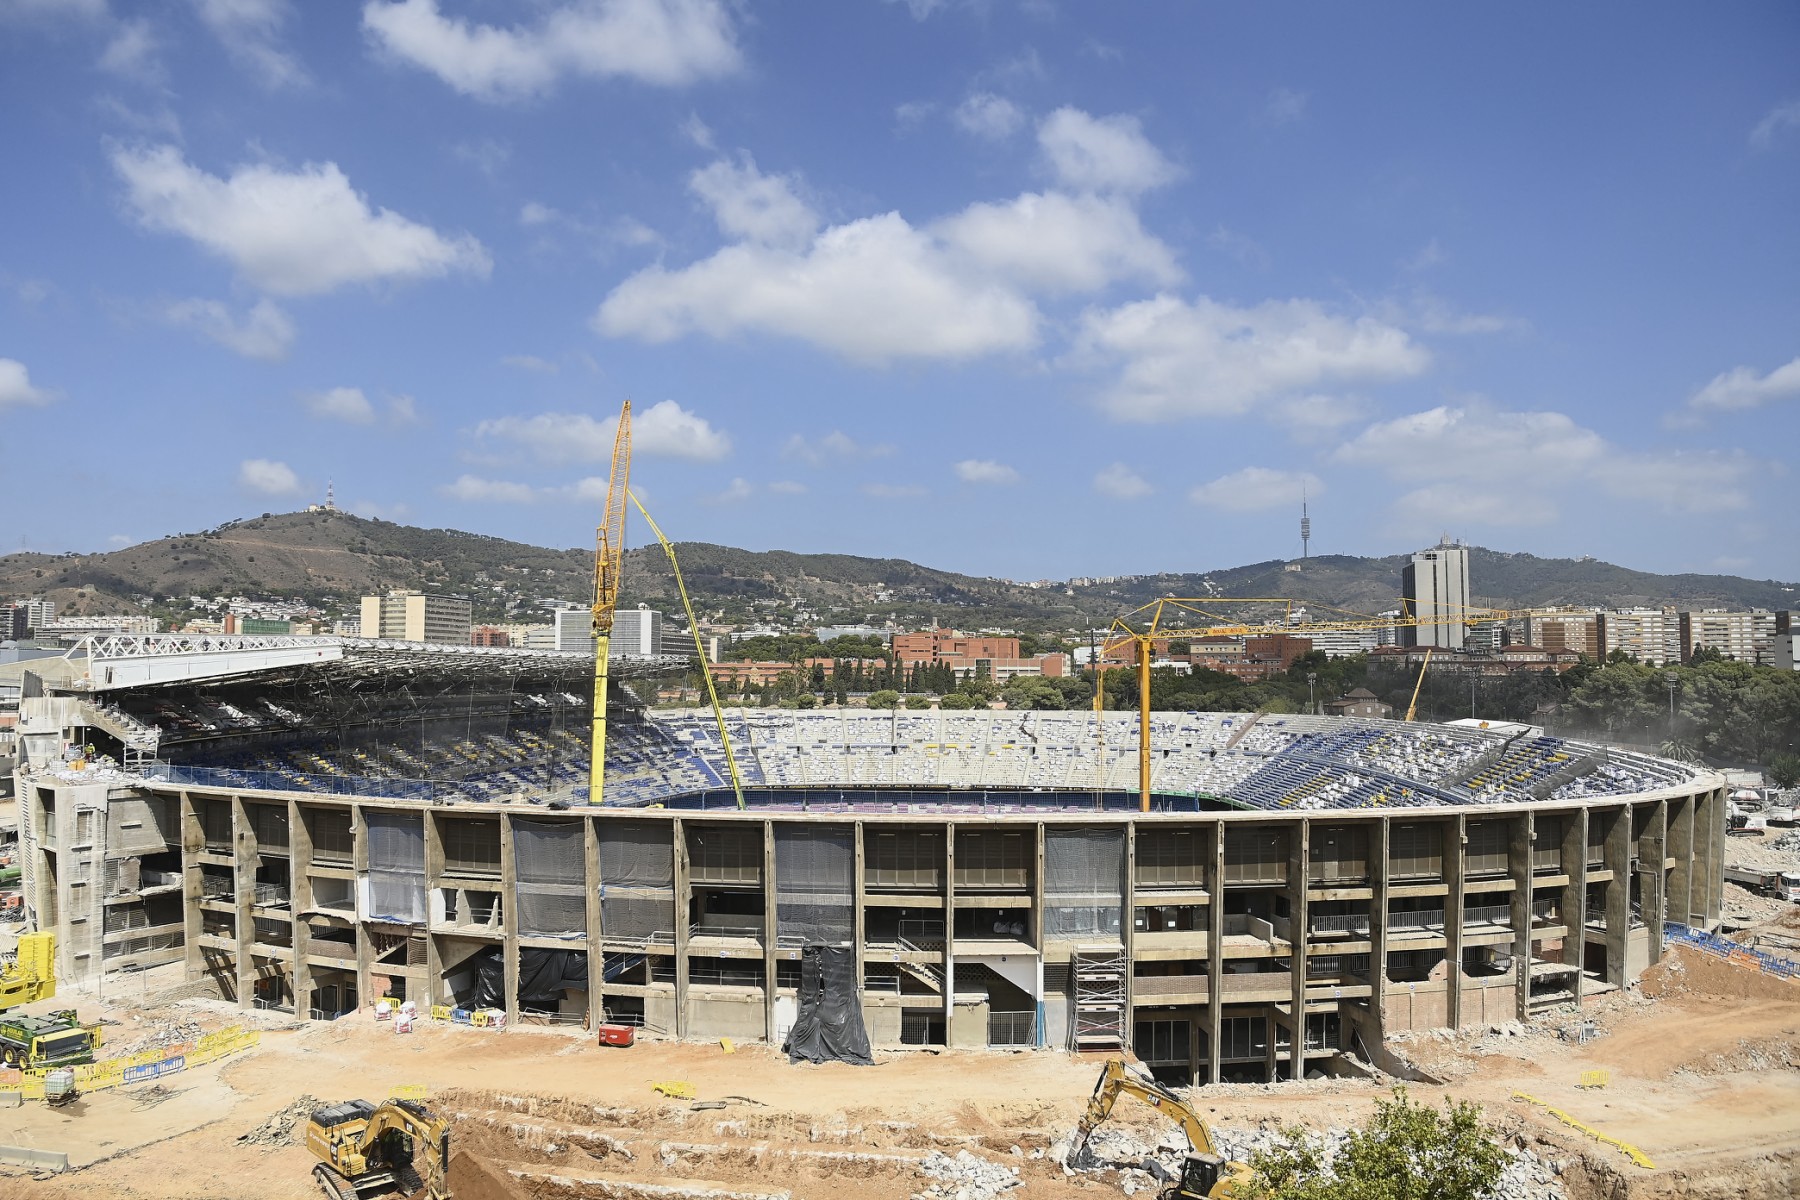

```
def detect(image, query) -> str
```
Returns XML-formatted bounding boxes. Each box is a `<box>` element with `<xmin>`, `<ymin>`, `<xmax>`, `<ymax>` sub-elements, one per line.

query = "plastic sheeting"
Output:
<box><xmin>783</xmin><ymin>945</ymin><xmax>872</xmax><ymax>1066</ymax></box>
<box><xmin>774</xmin><ymin>826</ymin><xmax>853</xmax><ymax>946</ymax></box>
<box><xmin>599</xmin><ymin>821</ymin><xmax>674</xmax><ymax>942</ymax></box>
<box><xmin>366</xmin><ymin>811</ymin><xmax>426</xmax><ymax>924</ymax></box>
<box><xmin>463</xmin><ymin>947</ymin><xmax>589</xmax><ymax>1010</ymax></box>
<box><xmin>1043</xmin><ymin>828</ymin><xmax>1125</xmax><ymax>941</ymax></box>
<box><xmin>515</xmin><ymin>818</ymin><xmax>586</xmax><ymax>938</ymax></box>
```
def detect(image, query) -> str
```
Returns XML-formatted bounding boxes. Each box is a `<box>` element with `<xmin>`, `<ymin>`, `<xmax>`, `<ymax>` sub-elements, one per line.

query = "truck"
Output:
<box><xmin>0</xmin><ymin>1010</ymin><xmax>102</xmax><ymax>1070</ymax></box>
<box><xmin>1725</xmin><ymin>865</ymin><xmax>1800</xmax><ymax>902</ymax></box>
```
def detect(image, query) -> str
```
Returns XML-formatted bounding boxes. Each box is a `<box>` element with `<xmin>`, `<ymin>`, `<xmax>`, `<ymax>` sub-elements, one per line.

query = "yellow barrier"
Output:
<box><xmin>1512</xmin><ymin>1092</ymin><xmax>1654</xmax><ymax>1168</ymax></box>
<box><xmin>390</xmin><ymin>1084</ymin><xmax>429</xmax><ymax>1100</ymax></box>
<box><xmin>0</xmin><ymin>1026</ymin><xmax>261</xmax><ymax>1098</ymax></box>
<box><xmin>1578</xmin><ymin>1070</ymin><xmax>1609</xmax><ymax>1089</ymax></box>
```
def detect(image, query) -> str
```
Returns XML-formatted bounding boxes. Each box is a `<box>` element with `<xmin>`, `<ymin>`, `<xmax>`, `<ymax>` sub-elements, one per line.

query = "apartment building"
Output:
<box><xmin>358</xmin><ymin>591</ymin><xmax>473</xmax><ymax>645</ymax></box>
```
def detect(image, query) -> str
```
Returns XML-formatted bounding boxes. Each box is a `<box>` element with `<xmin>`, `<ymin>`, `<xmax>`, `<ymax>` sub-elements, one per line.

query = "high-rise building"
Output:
<box><xmin>1677</xmin><ymin>609</ymin><xmax>1777</xmax><ymax>665</ymax></box>
<box><xmin>609</xmin><ymin>604</ymin><xmax>663</xmax><ymax>656</ymax></box>
<box><xmin>1524</xmin><ymin>610</ymin><xmax>1601</xmax><ymax>659</ymax></box>
<box><xmin>1597</xmin><ymin>608</ymin><xmax>1679</xmax><ymax>666</ymax></box>
<box><xmin>553</xmin><ymin>608</ymin><xmax>595</xmax><ymax>654</ymax></box>
<box><xmin>1400</xmin><ymin>539</ymin><xmax>1471</xmax><ymax>650</ymax></box>
<box><xmin>358</xmin><ymin>591</ymin><xmax>472</xmax><ymax>645</ymax></box>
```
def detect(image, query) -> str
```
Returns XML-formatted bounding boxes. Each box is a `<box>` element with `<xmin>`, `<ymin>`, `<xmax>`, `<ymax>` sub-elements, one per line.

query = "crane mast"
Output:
<box><xmin>588</xmin><ymin>400</ymin><xmax>632</xmax><ymax>806</ymax></box>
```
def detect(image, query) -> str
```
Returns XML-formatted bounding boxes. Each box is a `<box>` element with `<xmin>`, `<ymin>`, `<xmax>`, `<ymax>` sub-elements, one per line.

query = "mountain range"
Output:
<box><xmin>2</xmin><ymin>510</ymin><xmax>1794</xmax><ymax>631</ymax></box>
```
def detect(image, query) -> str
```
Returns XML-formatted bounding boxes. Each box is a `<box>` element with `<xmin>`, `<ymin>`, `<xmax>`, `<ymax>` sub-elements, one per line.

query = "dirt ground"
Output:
<box><xmin>0</xmin><ymin>939</ymin><xmax>1795</xmax><ymax>1200</ymax></box>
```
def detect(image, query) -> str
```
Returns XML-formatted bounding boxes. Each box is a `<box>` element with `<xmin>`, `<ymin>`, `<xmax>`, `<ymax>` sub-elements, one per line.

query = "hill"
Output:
<box><xmin>1</xmin><ymin>511</ymin><xmax>1793</xmax><ymax>630</ymax></box>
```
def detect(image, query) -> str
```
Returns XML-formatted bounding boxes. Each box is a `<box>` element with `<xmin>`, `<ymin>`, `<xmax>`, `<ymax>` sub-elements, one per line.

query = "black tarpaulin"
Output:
<box><xmin>783</xmin><ymin>944</ymin><xmax>873</xmax><ymax>1066</ymax></box>
<box><xmin>463</xmin><ymin>948</ymin><xmax>588</xmax><ymax>1010</ymax></box>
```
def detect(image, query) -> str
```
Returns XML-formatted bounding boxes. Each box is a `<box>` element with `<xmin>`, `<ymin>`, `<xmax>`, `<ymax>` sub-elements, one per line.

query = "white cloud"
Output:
<box><xmin>361</xmin><ymin>0</ymin><xmax>741</xmax><ymax>101</ymax></box>
<box><xmin>1403</xmin><ymin>237</ymin><xmax>1446</xmax><ymax>272</ymax></box>
<box><xmin>1037</xmin><ymin>107</ymin><xmax>1177</xmax><ymax>194</ymax></box>
<box><xmin>451</xmin><ymin>137</ymin><xmax>509</xmax><ymax>176</ymax></box>
<box><xmin>862</xmin><ymin>482</ymin><xmax>927</xmax><ymax>499</ymax></box>
<box><xmin>107</xmin><ymin>534</ymin><xmax>132</xmax><ymax>546</ymax></box>
<box><xmin>1389</xmin><ymin>483</ymin><xmax>1558</xmax><ymax>529</ymax></box>
<box><xmin>1686</xmin><ymin>356</ymin><xmax>1800</xmax><ymax>416</ymax></box>
<box><xmin>679</xmin><ymin>111</ymin><xmax>715</xmax><ymax>150</ymax></box>
<box><xmin>502</xmin><ymin>354</ymin><xmax>558</xmax><ymax>373</ymax></box>
<box><xmin>303</xmin><ymin>386</ymin><xmax>376</xmax><ymax>424</ymax></box>
<box><xmin>954</xmin><ymin>458</ymin><xmax>1020</xmax><ymax>485</ymax></box>
<box><xmin>1262</xmin><ymin>87</ymin><xmax>1307</xmax><ymax>125</ymax></box>
<box><xmin>441</xmin><ymin>474</ymin><xmax>536</xmax><ymax>503</ymax></box>
<box><xmin>1074</xmin><ymin>294</ymin><xmax>1428</xmax><ymax>421</ymax></box>
<box><xmin>1336</xmin><ymin>402</ymin><xmax>1754</xmax><ymax>522</ymax></box>
<box><xmin>112</xmin><ymin>144</ymin><xmax>491</xmax><ymax>297</ymax></box>
<box><xmin>1750</xmin><ymin>100</ymin><xmax>1800</xmax><ymax>150</ymax></box>
<box><xmin>387</xmin><ymin>393</ymin><xmax>419</xmax><ymax>425</ymax></box>
<box><xmin>1189</xmin><ymin>467</ymin><xmax>1320</xmax><ymax>512</ymax></box>
<box><xmin>596</xmin><ymin>211</ymin><xmax>1040</xmax><ymax>364</ymax></box>
<box><xmin>710</xmin><ymin>476</ymin><xmax>754</xmax><ymax>504</ymax></box>
<box><xmin>238</xmin><ymin>457</ymin><xmax>300</xmax><ymax>495</ymax></box>
<box><xmin>0</xmin><ymin>358</ymin><xmax>53</xmax><ymax>409</ymax></box>
<box><xmin>1272</xmin><ymin>393</ymin><xmax>1370</xmax><ymax>436</ymax></box>
<box><xmin>767</xmin><ymin>480</ymin><xmax>806</xmax><ymax>495</ymax></box>
<box><xmin>98</xmin><ymin>18</ymin><xmax>164</xmax><ymax>83</ymax></box>
<box><xmin>520</xmin><ymin>201</ymin><xmax>557</xmax><ymax>226</ymax></box>
<box><xmin>0</xmin><ymin>0</ymin><xmax>107</xmax><ymax>21</ymax></box>
<box><xmin>953</xmin><ymin>92</ymin><xmax>1024</xmax><ymax>140</ymax></box>
<box><xmin>163</xmin><ymin>297</ymin><xmax>295</xmax><ymax>361</ymax></box>
<box><xmin>893</xmin><ymin>100</ymin><xmax>936</xmax><ymax>130</ymax></box>
<box><xmin>1093</xmin><ymin>462</ymin><xmax>1151</xmax><ymax>499</ymax></box>
<box><xmin>475</xmin><ymin>399</ymin><xmax>730</xmax><ymax>463</ymax></box>
<box><xmin>934</xmin><ymin>191</ymin><xmax>1180</xmax><ymax>293</ymax></box>
<box><xmin>191</xmin><ymin>0</ymin><xmax>307</xmax><ymax>89</ymax></box>
<box><xmin>1207</xmin><ymin>225</ymin><xmax>1268</xmax><ymax>269</ymax></box>
<box><xmin>782</xmin><ymin>430</ymin><xmax>893</xmax><ymax>464</ymax></box>
<box><xmin>689</xmin><ymin>156</ymin><xmax>817</xmax><ymax>248</ymax></box>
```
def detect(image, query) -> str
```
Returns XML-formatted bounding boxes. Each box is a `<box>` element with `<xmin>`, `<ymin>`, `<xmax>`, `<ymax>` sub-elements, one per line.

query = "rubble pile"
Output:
<box><xmin>911</xmin><ymin>1148</ymin><xmax>1022</xmax><ymax>1200</ymax></box>
<box><xmin>238</xmin><ymin>1094</ymin><xmax>325</xmax><ymax>1148</ymax></box>
<box><xmin>112</xmin><ymin>1017</ymin><xmax>205</xmax><ymax>1056</ymax></box>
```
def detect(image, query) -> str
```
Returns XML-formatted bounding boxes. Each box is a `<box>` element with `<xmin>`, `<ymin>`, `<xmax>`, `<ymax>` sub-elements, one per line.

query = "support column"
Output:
<box><xmin>1645</xmin><ymin>800</ymin><xmax>1669</xmax><ymax>964</ymax></box>
<box><xmin>1121</xmin><ymin>822</ymin><xmax>1137</xmax><ymax>1055</ymax></box>
<box><xmin>942</xmin><ymin>821</ymin><xmax>957</xmax><ymax>1041</ymax></box>
<box><xmin>289</xmin><ymin>799</ymin><xmax>311</xmax><ymax>1019</ymax></box>
<box><xmin>353</xmin><ymin>803</ymin><xmax>372</xmax><ymax>1017</ymax></box>
<box><xmin>1205</xmin><ymin>822</ymin><xmax>1225</xmax><ymax>1085</ymax></box>
<box><xmin>179</xmin><ymin>790</ymin><xmax>203</xmax><ymax>983</ymax></box>
<box><xmin>584</xmin><ymin>816</ymin><xmax>604</xmax><ymax>1031</ymax></box>
<box><xmin>1369</xmin><ymin>819</ymin><xmax>1390</xmax><ymax>1033</ymax></box>
<box><xmin>231</xmin><ymin>794</ymin><xmax>254</xmax><ymax>1010</ymax></box>
<box><xmin>1138</xmin><ymin>640</ymin><xmax>1153</xmax><ymax>812</ymax></box>
<box><xmin>500</xmin><ymin>814</ymin><xmax>519</xmax><ymax>1028</ymax></box>
<box><xmin>1706</xmin><ymin>787</ymin><xmax>1726</xmax><ymax>928</ymax></box>
<box><xmin>762</xmin><ymin>819</ymin><xmax>777</xmax><ymax>1045</ymax></box>
<box><xmin>1666</xmin><ymin>795</ymin><xmax>1695</xmax><ymax>929</ymax></box>
<box><xmin>1509</xmin><ymin>813</ymin><xmax>1533</xmax><ymax>1023</ymax></box>
<box><xmin>1564</xmin><ymin>808</ymin><xmax>1588</xmax><ymax>1008</ymax></box>
<box><xmin>1444</xmin><ymin>815</ymin><xmax>1465</xmax><ymax>1030</ymax></box>
<box><xmin>1604</xmin><ymin>808</ymin><xmax>1630</xmax><ymax>988</ymax></box>
<box><xmin>422</xmin><ymin>811</ymin><xmax>444</xmax><ymax>1010</ymax></box>
<box><xmin>673</xmin><ymin>817</ymin><xmax>690</xmax><ymax>1040</ymax></box>
<box><xmin>1287</xmin><ymin>819</ymin><xmax>1308</xmax><ymax>1078</ymax></box>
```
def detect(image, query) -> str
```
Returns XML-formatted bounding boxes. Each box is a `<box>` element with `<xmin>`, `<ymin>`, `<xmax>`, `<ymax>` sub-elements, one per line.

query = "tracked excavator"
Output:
<box><xmin>305</xmin><ymin>1097</ymin><xmax>452</xmax><ymax>1200</ymax></box>
<box><xmin>1065</xmin><ymin>1059</ymin><xmax>1253</xmax><ymax>1200</ymax></box>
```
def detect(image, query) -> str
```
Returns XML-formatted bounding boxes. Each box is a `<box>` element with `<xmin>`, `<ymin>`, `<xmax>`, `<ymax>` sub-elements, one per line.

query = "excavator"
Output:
<box><xmin>305</xmin><ymin>1097</ymin><xmax>452</xmax><ymax>1200</ymax></box>
<box><xmin>1065</xmin><ymin>1059</ymin><xmax>1253</xmax><ymax>1200</ymax></box>
<box><xmin>0</xmin><ymin>932</ymin><xmax>57</xmax><ymax>1012</ymax></box>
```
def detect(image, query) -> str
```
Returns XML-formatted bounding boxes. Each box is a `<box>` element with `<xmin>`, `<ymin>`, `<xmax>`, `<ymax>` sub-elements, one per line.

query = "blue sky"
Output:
<box><xmin>3</xmin><ymin>1</ymin><xmax>1798</xmax><ymax>586</ymax></box>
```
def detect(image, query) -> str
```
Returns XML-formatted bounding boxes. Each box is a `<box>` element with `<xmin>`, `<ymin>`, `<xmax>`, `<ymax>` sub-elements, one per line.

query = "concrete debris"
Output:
<box><xmin>238</xmin><ymin>1094</ymin><xmax>325</xmax><ymax>1148</ymax></box>
<box><xmin>912</xmin><ymin>1148</ymin><xmax>1022</xmax><ymax>1200</ymax></box>
<box><xmin>113</xmin><ymin>1018</ymin><xmax>204</xmax><ymax>1056</ymax></box>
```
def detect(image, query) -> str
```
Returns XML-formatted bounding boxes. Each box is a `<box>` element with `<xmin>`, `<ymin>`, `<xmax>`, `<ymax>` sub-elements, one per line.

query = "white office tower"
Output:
<box><xmin>1401</xmin><ymin>538</ymin><xmax>1472</xmax><ymax>650</ymax></box>
<box><xmin>609</xmin><ymin>604</ymin><xmax>663</xmax><ymax>657</ymax></box>
<box><xmin>552</xmin><ymin>608</ymin><xmax>596</xmax><ymax>655</ymax></box>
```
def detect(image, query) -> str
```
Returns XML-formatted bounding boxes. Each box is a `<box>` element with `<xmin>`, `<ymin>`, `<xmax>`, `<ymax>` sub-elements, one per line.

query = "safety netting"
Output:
<box><xmin>598</xmin><ymin>821</ymin><xmax>675</xmax><ymax>942</ymax></box>
<box><xmin>1043</xmin><ymin>827</ymin><xmax>1125</xmax><ymax>941</ymax></box>
<box><xmin>514</xmin><ymin>818</ymin><xmax>587</xmax><ymax>939</ymax></box>
<box><xmin>365</xmin><ymin>811</ymin><xmax>426</xmax><ymax>924</ymax></box>
<box><xmin>774</xmin><ymin>826</ymin><xmax>854</xmax><ymax>946</ymax></box>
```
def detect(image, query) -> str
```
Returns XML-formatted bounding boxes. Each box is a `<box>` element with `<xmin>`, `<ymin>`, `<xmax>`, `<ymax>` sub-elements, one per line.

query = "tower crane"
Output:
<box><xmin>587</xmin><ymin>400</ymin><xmax>632</xmax><ymax>806</ymax></box>
<box><xmin>1097</xmin><ymin>596</ymin><xmax>1538</xmax><ymax>812</ymax></box>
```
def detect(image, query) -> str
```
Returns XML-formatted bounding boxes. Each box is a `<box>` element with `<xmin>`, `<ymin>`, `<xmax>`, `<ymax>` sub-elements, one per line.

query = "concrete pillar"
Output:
<box><xmin>353</xmin><ymin>803</ymin><xmax>372</xmax><ymax>1015</ymax></box>
<box><xmin>584</xmin><ymin>816</ymin><xmax>604</xmax><ymax>1030</ymax></box>
<box><xmin>500</xmin><ymin>814</ymin><xmax>519</xmax><ymax>1027</ymax></box>
<box><xmin>1369</xmin><ymin>818</ymin><xmax>1390</xmax><ymax>1031</ymax></box>
<box><xmin>762</xmin><ymin>818</ymin><xmax>778</xmax><ymax>1045</ymax></box>
<box><xmin>179</xmin><ymin>790</ymin><xmax>204</xmax><ymax>982</ymax></box>
<box><xmin>1603</xmin><ymin>807</ymin><xmax>1630</xmax><ymax>987</ymax></box>
<box><xmin>1666</xmin><ymin>795</ymin><xmax>1695</xmax><ymax>929</ymax></box>
<box><xmin>289</xmin><ymin>798</ymin><xmax>311</xmax><ymax>1018</ymax></box>
<box><xmin>1205</xmin><ymin>821</ymin><xmax>1224</xmax><ymax>1085</ymax></box>
<box><xmin>942</xmin><ymin>820</ymin><xmax>956</xmax><ymax>1040</ymax></box>
<box><xmin>1287</xmin><ymin>819</ymin><xmax>1308</xmax><ymax>1078</ymax></box>
<box><xmin>673</xmin><ymin>817</ymin><xmax>691</xmax><ymax>1039</ymax></box>
<box><xmin>1121</xmin><ymin>821</ymin><xmax>1137</xmax><ymax>1055</ymax></box>
<box><xmin>1444</xmin><ymin>815</ymin><xmax>1465</xmax><ymax>1030</ymax></box>
<box><xmin>231</xmin><ymin>794</ymin><xmax>254</xmax><ymax>1009</ymax></box>
<box><xmin>1509</xmin><ymin>812</ymin><xmax>1533</xmax><ymax>1023</ymax></box>
<box><xmin>1563</xmin><ymin>807</ymin><xmax>1588</xmax><ymax>1008</ymax></box>
<box><xmin>1706</xmin><ymin>786</ymin><xmax>1726</xmax><ymax>928</ymax></box>
<box><xmin>422</xmin><ymin>811</ymin><xmax>444</xmax><ymax>1010</ymax></box>
<box><xmin>1645</xmin><ymin>800</ymin><xmax>1669</xmax><ymax>963</ymax></box>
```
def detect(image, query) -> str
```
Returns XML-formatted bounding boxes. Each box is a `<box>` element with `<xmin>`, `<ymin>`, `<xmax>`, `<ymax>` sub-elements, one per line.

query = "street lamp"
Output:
<box><xmin>1665</xmin><ymin>672</ymin><xmax>1679</xmax><ymax>738</ymax></box>
<box><xmin>1307</xmin><ymin>671</ymin><xmax>1317</xmax><ymax>715</ymax></box>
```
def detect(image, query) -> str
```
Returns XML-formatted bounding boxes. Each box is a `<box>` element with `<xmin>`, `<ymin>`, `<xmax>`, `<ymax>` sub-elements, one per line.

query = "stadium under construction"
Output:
<box><xmin>9</xmin><ymin>630</ymin><xmax>1726</xmax><ymax>1085</ymax></box>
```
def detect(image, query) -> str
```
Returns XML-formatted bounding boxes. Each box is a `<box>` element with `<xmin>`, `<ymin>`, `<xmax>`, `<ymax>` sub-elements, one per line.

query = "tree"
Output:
<box><xmin>1770</xmin><ymin>752</ymin><xmax>1800</xmax><ymax>790</ymax></box>
<box><xmin>904</xmin><ymin>694</ymin><xmax>931</xmax><ymax>710</ymax></box>
<box><xmin>1243</xmin><ymin>1087</ymin><xmax>1506</xmax><ymax>1200</ymax></box>
<box><xmin>939</xmin><ymin>692</ymin><xmax>977</xmax><ymax>709</ymax></box>
<box><xmin>867</xmin><ymin>689</ymin><xmax>900</xmax><ymax>709</ymax></box>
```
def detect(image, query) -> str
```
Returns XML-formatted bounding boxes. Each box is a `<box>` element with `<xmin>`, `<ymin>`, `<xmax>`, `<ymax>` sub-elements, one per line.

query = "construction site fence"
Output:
<box><xmin>1663</xmin><ymin>922</ymin><xmax>1800</xmax><ymax>981</ymax></box>
<box><xmin>0</xmin><ymin>1026</ymin><xmax>261</xmax><ymax>1100</ymax></box>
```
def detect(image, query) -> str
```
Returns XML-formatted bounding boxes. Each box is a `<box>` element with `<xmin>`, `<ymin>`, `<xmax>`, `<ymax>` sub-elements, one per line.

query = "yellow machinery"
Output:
<box><xmin>1096</xmin><ymin>597</ymin><xmax>1547</xmax><ymax>810</ymax></box>
<box><xmin>0</xmin><ymin>932</ymin><xmax>56</xmax><ymax>1012</ymax></box>
<box><xmin>1404</xmin><ymin>646</ymin><xmax>1434</xmax><ymax>722</ymax></box>
<box><xmin>1066</xmin><ymin>1059</ymin><xmax>1251</xmax><ymax>1199</ymax></box>
<box><xmin>587</xmin><ymin>400</ymin><xmax>633</xmax><ymax>806</ymax></box>
<box><xmin>305</xmin><ymin>1097</ymin><xmax>452</xmax><ymax>1200</ymax></box>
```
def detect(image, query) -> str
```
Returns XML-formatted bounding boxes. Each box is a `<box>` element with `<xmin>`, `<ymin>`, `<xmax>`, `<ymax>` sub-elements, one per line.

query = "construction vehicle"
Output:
<box><xmin>1066</xmin><ymin>1058</ymin><xmax>1252</xmax><ymax>1199</ymax></box>
<box><xmin>305</xmin><ymin>1097</ymin><xmax>452</xmax><ymax>1200</ymax></box>
<box><xmin>0</xmin><ymin>931</ymin><xmax>57</xmax><ymax>1012</ymax></box>
<box><xmin>587</xmin><ymin>399</ymin><xmax>632</xmax><ymax>806</ymax></box>
<box><xmin>0</xmin><ymin>1009</ymin><xmax>101</xmax><ymax>1069</ymax></box>
<box><xmin>1725</xmin><ymin>864</ymin><xmax>1800</xmax><ymax>902</ymax></box>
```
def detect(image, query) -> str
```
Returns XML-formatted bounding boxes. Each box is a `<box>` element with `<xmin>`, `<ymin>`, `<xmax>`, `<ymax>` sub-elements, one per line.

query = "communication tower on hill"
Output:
<box><xmin>1299</xmin><ymin>490</ymin><xmax>1311</xmax><ymax>560</ymax></box>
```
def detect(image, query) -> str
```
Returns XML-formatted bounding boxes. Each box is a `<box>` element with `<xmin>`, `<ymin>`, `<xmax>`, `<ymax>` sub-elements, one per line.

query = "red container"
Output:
<box><xmin>597</xmin><ymin>1024</ymin><xmax>636</xmax><ymax>1047</ymax></box>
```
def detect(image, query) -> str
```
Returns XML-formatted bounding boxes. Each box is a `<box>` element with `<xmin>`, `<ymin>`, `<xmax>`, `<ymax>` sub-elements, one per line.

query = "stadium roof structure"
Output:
<box><xmin>46</xmin><ymin>633</ymin><xmax>688</xmax><ymax>692</ymax></box>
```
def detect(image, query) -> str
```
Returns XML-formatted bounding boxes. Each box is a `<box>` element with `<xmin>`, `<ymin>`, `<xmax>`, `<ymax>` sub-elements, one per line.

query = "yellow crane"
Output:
<box><xmin>1404</xmin><ymin>646</ymin><xmax>1435</xmax><ymax>722</ymax></box>
<box><xmin>1066</xmin><ymin>1058</ymin><xmax>1251</xmax><ymax>1199</ymax></box>
<box><xmin>587</xmin><ymin>400</ymin><xmax>632</xmax><ymax>806</ymax></box>
<box><xmin>0</xmin><ymin>932</ymin><xmax>56</xmax><ymax>1012</ymax></box>
<box><xmin>1097</xmin><ymin>597</ymin><xmax>1526</xmax><ymax>811</ymax></box>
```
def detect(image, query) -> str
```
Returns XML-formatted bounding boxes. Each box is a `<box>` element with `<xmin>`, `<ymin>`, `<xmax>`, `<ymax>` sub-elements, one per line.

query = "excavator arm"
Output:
<box><xmin>1068</xmin><ymin>1059</ymin><xmax>1220</xmax><ymax>1163</ymax></box>
<box><xmin>350</xmin><ymin>1100</ymin><xmax>452</xmax><ymax>1200</ymax></box>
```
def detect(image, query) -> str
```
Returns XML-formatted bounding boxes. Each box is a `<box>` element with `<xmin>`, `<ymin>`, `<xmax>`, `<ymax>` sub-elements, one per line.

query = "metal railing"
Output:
<box><xmin>1462</xmin><ymin>904</ymin><xmax>1510</xmax><ymax>927</ymax></box>
<box><xmin>1387</xmin><ymin>908</ymin><xmax>1445</xmax><ymax>932</ymax></box>
<box><xmin>253</xmin><ymin>882</ymin><xmax>290</xmax><ymax>907</ymax></box>
<box><xmin>987</xmin><ymin>1010</ymin><xmax>1035</xmax><ymax>1047</ymax></box>
<box><xmin>1310</xmin><ymin>913</ymin><xmax>1372</xmax><ymax>936</ymax></box>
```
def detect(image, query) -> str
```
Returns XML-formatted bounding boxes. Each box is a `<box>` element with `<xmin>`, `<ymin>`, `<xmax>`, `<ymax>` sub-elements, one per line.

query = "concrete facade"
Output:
<box><xmin>18</xmin><ymin>775</ymin><xmax>1726</xmax><ymax>1084</ymax></box>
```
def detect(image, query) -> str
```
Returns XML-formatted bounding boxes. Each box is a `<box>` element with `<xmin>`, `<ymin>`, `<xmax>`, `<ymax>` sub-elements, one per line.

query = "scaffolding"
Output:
<box><xmin>1071</xmin><ymin>946</ymin><xmax>1127</xmax><ymax>1051</ymax></box>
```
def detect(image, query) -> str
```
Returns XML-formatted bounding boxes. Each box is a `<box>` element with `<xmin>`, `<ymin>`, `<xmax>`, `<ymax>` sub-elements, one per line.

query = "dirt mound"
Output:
<box><xmin>449</xmin><ymin>1151</ymin><xmax>528</xmax><ymax>1200</ymax></box>
<box><xmin>1640</xmin><ymin>946</ymin><xmax>1800</xmax><ymax>1003</ymax></box>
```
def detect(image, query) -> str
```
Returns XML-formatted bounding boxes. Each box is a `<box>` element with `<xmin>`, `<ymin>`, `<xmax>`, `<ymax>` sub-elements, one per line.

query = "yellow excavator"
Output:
<box><xmin>1065</xmin><ymin>1059</ymin><xmax>1253</xmax><ymax>1200</ymax></box>
<box><xmin>305</xmin><ymin>1097</ymin><xmax>452</xmax><ymax>1200</ymax></box>
<box><xmin>0</xmin><ymin>932</ymin><xmax>57</xmax><ymax>1011</ymax></box>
